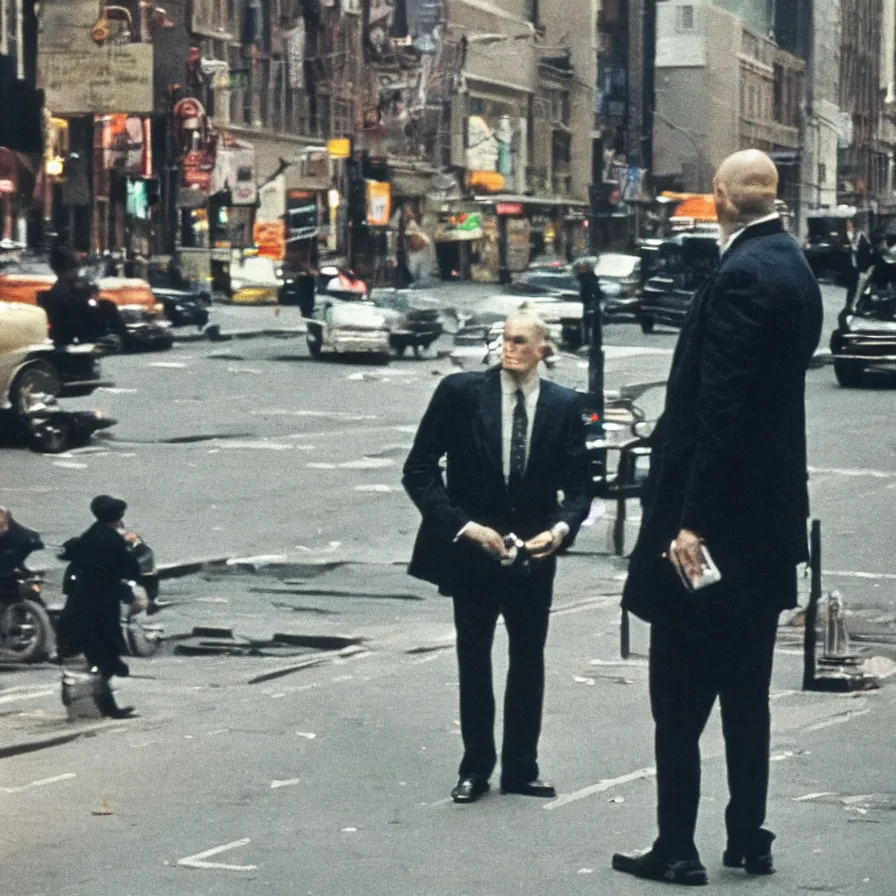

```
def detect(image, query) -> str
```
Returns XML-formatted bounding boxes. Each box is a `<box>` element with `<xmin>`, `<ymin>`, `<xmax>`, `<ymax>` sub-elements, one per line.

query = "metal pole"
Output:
<box><xmin>802</xmin><ymin>519</ymin><xmax>821</xmax><ymax>691</ymax></box>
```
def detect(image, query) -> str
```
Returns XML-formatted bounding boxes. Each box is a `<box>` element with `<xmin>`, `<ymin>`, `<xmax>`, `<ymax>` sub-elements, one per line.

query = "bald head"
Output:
<box><xmin>713</xmin><ymin>150</ymin><xmax>779</xmax><ymax>234</ymax></box>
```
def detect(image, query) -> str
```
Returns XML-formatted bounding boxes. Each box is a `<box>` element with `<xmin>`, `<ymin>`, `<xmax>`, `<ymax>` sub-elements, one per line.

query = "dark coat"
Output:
<box><xmin>402</xmin><ymin>367</ymin><xmax>591</xmax><ymax>595</ymax></box>
<box><xmin>56</xmin><ymin>522</ymin><xmax>141</xmax><ymax>676</ymax></box>
<box><xmin>38</xmin><ymin>280</ymin><xmax>107</xmax><ymax>348</ymax></box>
<box><xmin>0</xmin><ymin>518</ymin><xmax>43</xmax><ymax>579</ymax></box>
<box><xmin>623</xmin><ymin>218</ymin><xmax>823</xmax><ymax>623</ymax></box>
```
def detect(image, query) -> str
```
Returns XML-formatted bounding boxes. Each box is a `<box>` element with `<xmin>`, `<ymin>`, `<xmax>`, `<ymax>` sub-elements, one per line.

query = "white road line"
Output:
<box><xmin>822</xmin><ymin>570</ymin><xmax>896</xmax><ymax>581</ymax></box>
<box><xmin>803</xmin><ymin>709</ymin><xmax>871</xmax><ymax>732</ymax></box>
<box><xmin>1</xmin><ymin>773</ymin><xmax>77</xmax><ymax>794</ymax></box>
<box><xmin>0</xmin><ymin>688</ymin><xmax>57</xmax><ymax>705</ymax></box>
<box><xmin>808</xmin><ymin>465</ymin><xmax>896</xmax><ymax>479</ymax></box>
<box><xmin>177</xmin><ymin>838</ymin><xmax>257</xmax><ymax>871</ymax></box>
<box><xmin>545</xmin><ymin>750</ymin><xmax>799</xmax><ymax>810</ymax></box>
<box><xmin>544</xmin><ymin>766</ymin><xmax>657</xmax><ymax>810</ymax></box>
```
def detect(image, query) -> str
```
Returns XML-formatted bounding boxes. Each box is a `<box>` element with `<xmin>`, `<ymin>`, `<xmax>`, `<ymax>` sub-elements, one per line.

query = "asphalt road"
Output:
<box><xmin>1</xmin><ymin>280</ymin><xmax>894</xmax><ymax>895</ymax></box>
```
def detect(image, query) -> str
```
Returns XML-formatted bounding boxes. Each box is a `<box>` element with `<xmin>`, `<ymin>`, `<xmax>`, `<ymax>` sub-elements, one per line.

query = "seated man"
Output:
<box><xmin>39</xmin><ymin>247</ymin><xmax>107</xmax><ymax>348</ymax></box>
<box><xmin>0</xmin><ymin>506</ymin><xmax>43</xmax><ymax>582</ymax></box>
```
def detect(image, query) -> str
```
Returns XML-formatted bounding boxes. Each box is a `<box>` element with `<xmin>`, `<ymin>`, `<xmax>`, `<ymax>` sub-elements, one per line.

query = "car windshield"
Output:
<box><xmin>807</xmin><ymin>218</ymin><xmax>847</xmax><ymax>241</ymax></box>
<box><xmin>0</xmin><ymin>257</ymin><xmax>54</xmax><ymax>277</ymax></box>
<box><xmin>856</xmin><ymin>265</ymin><xmax>896</xmax><ymax>319</ymax></box>
<box><xmin>595</xmin><ymin>254</ymin><xmax>638</xmax><ymax>278</ymax></box>
<box><xmin>520</xmin><ymin>272</ymin><xmax>578</xmax><ymax>291</ymax></box>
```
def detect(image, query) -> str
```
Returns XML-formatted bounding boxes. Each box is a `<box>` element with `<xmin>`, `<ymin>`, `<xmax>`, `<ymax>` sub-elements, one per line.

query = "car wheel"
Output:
<box><xmin>306</xmin><ymin>327</ymin><xmax>323</xmax><ymax>359</ymax></box>
<box><xmin>9</xmin><ymin>361</ymin><xmax>61</xmax><ymax>416</ymax></box>
<box><xmin>28</xmin><ymin>417</ymin><xmax>72</xmax><ymax>454</ymax></box>
<box><xmin>639</xmin><ymin>315</ymin><xmax>655</xmax><ymax>334</ymax></box>
<box><xmin>833</xmin><ymin>359</ymin><xmax>865</xmax><ymax>387</ymax></box>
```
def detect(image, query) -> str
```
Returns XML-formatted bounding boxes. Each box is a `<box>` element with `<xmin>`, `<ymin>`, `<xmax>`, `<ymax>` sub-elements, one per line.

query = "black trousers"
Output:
<box><xmin>452</xmin><ymin>566</ymin><xmax>553</xmax><ymax>783</ymax></box>
<box><xmin>649</xmin><ymin>579</ymin><xmax>790</xmax><ymax>858</ymax></box>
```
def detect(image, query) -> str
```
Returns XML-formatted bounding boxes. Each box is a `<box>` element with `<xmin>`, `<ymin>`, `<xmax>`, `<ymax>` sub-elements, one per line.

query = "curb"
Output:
<box><xmin>172</xmin><ymin>327</ymin><xmax>305</xmax><ymax>344</ymax></box>
<box><xmin>156</xmin><ymin>557</ymin><xmax>233</xmax><ymax>579</ymax></box>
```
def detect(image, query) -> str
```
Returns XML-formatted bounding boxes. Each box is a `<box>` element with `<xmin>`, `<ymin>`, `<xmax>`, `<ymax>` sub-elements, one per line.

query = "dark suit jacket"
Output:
<box><xmin>403</xmin><ymin>367</ymin><xmax>591</xmax><ymax>595</ymax></box>
<box><xmin>623</xmin><ymin>218</ymin><xmax>823</xmax><ymax>622</ymax></box>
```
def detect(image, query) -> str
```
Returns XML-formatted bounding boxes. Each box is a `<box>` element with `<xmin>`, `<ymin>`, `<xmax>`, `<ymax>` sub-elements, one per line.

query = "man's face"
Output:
<box><xmin>502</xmin><ymin>318</ymin><xmax>545</xmax><ymax>377</ymax></box>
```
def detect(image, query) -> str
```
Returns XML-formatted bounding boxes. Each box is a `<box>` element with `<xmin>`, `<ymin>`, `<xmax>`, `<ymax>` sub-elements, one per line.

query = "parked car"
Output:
<box><xmin>456</xmin><ymin>293</ymin><xmax>568</xmax><ymax>350</ymax></box>
<box><xmin>803</xmin><ymin>213</ymin><xmax>854</xmax><ymax>285</ymax></box>
<box><xmin>504</xmin><ymin>271</ymin><xmax>588</xmax><ymax>347</ymax></box>
<box><xmin>0</xmin><ymin>256</ymin><xmax>173</xmax><ymax>352</ymax></box>
<box><xmin>636</xmin><ymin>234</ymin><xmax>719</xmax><ymax>333</ymax></box>
<box><xmin>145</xmin><ymin>263</ymin><xmax>211</xmax><ymax>329</ymax></box>
<box><xmin>593</xmin><ymin>252</ymin><xmax>643</xmax><ymax>320</ymax></box>
<box><xmin>830</xmin><ymin>254</ymin><xmax>896</xmax><ymax>386</ymax></box>
<box><xmin>0</xmin><ymin>302</ymin><xmax>114</xmax><ymax>452</ymax></box>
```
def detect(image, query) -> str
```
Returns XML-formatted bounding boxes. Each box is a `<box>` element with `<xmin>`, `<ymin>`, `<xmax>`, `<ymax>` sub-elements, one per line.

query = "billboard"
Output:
<box><xmin>38</xmin><ymin>1</ymin><xmax>154</xmax><ymax>114</ymax></box>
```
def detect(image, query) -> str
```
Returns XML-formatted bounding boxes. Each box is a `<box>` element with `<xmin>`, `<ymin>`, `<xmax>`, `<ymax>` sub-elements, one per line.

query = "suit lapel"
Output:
<box><xmin>477</xmin><ymin>371</ymin><xmax>503</xmax><ymax>475</ymax></box>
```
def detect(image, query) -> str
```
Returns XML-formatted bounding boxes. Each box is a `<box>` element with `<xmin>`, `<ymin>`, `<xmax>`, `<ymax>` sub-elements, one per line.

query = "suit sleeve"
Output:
<box><xmin>680</xmin><ymin>268</ymin><xmax>771</xmax><ymax>535</ymax></box>
<box><xmin>554</xmin><ymin>392</ymin><xmax>592</xmax><ymax>547</ymax></box>
<box><xmin>402</xmin><ymin>376</ymin><xmax>472</xmax><ymax>541</ymax></box>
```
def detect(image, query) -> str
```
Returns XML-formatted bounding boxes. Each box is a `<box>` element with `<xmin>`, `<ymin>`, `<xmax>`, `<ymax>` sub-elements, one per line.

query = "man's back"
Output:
<box><xmin>651</xmin><ymin>221</ymin><xmax>822</xmax><ymax>566</ymax></box>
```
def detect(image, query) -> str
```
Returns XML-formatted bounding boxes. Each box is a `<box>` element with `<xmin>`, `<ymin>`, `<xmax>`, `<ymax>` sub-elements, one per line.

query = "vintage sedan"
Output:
<box><xmin>636</xmin><ymin>234</ymin><xmax>719</xmax><ymax>333</ymax></box>
<box><xmin>305</xmin><ymin>295</ymin><xmax>392</xmax><ymax>361</ymax></box>
<box><xmin>0</xmin><ymin>257</ymin><xmax>173</xmax><ymax>352</ymax></box>
<box><xmin>0</xmin><ymin>302</ymin><xmax>113</xmax><ymax>452</ymax></box>
<box><xmin>830</xmin><ymin>255</ymin><xmax>896</xmax><ymax>386</ymax></box>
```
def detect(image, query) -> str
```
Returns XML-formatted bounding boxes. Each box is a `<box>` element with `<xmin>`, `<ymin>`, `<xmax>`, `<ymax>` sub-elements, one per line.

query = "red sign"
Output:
<box><xmin>496</xmin><ymin>202</ymin><xmax>524</xmax><ymax>216</ymax></box>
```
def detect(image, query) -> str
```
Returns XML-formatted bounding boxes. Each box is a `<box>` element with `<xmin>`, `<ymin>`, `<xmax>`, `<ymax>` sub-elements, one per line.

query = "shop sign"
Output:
<box><xmin>327</xmin><ymin>138</ymin><xmax>352</xmax><ymax>159</ymax></box>
<box><xmin>287</xmin><ymin>189</ymin><xmax>319</xmax><ymax>242</ymax></box>
<box><xmin>496</xmin><ymin>202</ymin><xmax>524</xmax><ymax>216</ymax></box>
<box><xmin>253</xmin><ymin>220</ymin><xmax>286</xmax><ymax>261</ymax></box>
<box><xmin>182</xmin><ymin>148</ymin><xmax>215</xmax><ymax>192</ymax></box>
<box><xmin>366</xmin><ymin>181</ymin><xmax>392</xmax><ymax>227</ymax></box>
<box><xmin>213</xmin><ymin>145</ymin><xmax>257</xmax><ymax>205</ymax></box>
<box><xmin>468</xmin><ymin>170</ymin><xmax>505</xmax><ymax>194</ymax></box>
<box><xmin>257</xmin><ymin>175</ymin><xmax>286</xmax><ymax>222</ymax></box>
<box><xmin>38</xmin><ymin>1</ymin><xmax>153</xmax><ymax>114</ymax></box>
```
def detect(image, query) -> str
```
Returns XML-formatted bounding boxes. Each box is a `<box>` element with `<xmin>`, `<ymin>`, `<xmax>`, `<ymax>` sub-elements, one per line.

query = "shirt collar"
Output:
<box><xmin>719</xmin><ymin>212</ymin><xmax>780</xmax><ymax>256</ymax></box>
<box><xmin>500</xmin><ymin>367</ymin><xmax>539</xmax><ymax>397</ymax></box>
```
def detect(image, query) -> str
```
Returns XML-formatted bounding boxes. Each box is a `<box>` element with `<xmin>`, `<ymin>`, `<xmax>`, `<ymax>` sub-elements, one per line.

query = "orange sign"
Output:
<box><xmin>366</xmin><ymin>181</ymin><xmax>392</xmax><ymax>227</ymax></box>
<box><xmin>467</xmin><ymin>170</ymin><xmax>505</xmax><ymax>193</ymax></box>
<box><xmin>253</xmin><ymin>220</ymin><xmax>286</xmax><ymax>261</ymax></box>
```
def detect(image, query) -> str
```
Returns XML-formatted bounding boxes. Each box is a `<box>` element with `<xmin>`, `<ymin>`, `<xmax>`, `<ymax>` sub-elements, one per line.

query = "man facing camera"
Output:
<box><xmin>403</xmin><ymin>307</ymin><xmax>591</xmax><ymax>804</ymax></box>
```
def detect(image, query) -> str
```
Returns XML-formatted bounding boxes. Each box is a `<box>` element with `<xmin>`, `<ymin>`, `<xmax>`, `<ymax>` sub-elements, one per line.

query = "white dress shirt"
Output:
<box><xmin>719</xmin><ymin>212</ymin><xmax>780</xmax><ymax>257</ymax></box>
<box><xmin>454</xmin><ymin>369</ymin><xmax>569</xmax><ymax>543</ymax></box>
<box><xmin>500</xmin><ymin>368</ymin><xmax>539</xmax><ymax>481</ymax></box>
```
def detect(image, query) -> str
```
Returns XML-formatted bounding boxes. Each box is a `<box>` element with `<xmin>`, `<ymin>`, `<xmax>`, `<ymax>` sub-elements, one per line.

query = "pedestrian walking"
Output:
<box><xmin>612</xmin><ymin>150</ymin><xmax>823</xmax><ymax>885</ymax></box>
<box><xmin>57</xmin><ymin>495</ymin><xmax>147</xmax><ymax>719</ymax></box>
<box><xmin>402</xmin><ymin>307</ymin><xmax>591</xmax><ymax>803</ymax></box>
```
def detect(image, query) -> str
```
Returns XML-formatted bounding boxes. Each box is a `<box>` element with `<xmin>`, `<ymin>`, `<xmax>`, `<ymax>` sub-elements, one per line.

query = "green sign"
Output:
<box><xmin>229</xmin><ymin>69</ymin><xmax>249</xmax><ymax>91</ymax></box>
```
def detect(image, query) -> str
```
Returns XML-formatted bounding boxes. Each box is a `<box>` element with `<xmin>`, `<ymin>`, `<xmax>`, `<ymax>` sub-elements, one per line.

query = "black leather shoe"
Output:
<box><xmin>500</xmin><ymin>778</ymin><xmax>557</xmax><ymax>798</ymax></box>
<box><xmin>723</xmin><ymin>830</ymin><xmax>776</xmax><ymax>875</ymax></box>
<box><xmin>612</xmin><ymin>848</ymin><xmax>708</xmax><ymax>886</ymax></box>
<box><xmin>451</xmin><ymin>776</ymin><xmax>489</xmax><ymax>803</ymax></box>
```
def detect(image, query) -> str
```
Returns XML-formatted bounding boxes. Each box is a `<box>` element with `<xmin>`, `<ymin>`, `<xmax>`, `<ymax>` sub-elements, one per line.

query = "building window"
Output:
<box><xmin>676</xmin><ymin>5</ymin><xmax>695</xmax><ymax>31</ymax></box>
<box><xmin>818</xmin><ymin>163</ymin><xmax>826</xmax><ymax>184</ymax></box>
